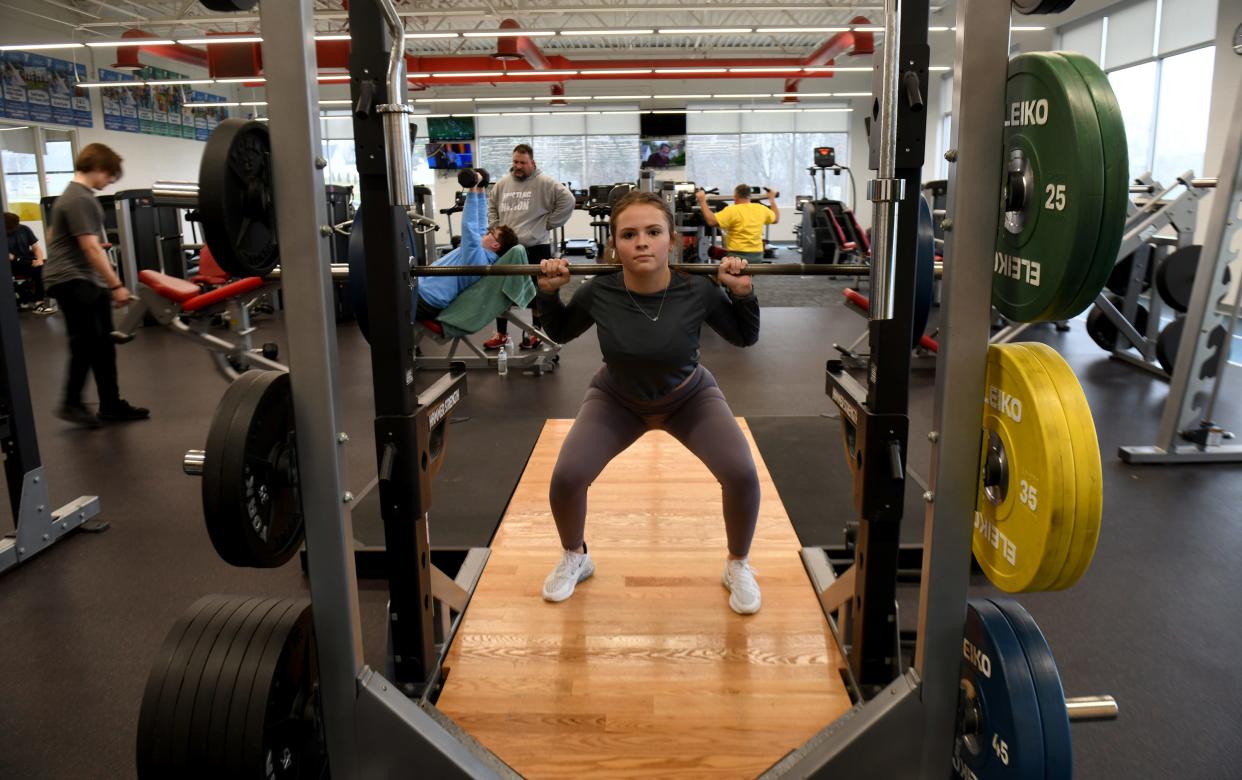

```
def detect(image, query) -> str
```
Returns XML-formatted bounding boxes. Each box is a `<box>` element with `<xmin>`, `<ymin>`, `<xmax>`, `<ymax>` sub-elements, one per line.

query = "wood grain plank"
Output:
<box><xmin>436</xmin><ymin>419</ymin><xmax>850</xmax><ymax>778</ymax></box>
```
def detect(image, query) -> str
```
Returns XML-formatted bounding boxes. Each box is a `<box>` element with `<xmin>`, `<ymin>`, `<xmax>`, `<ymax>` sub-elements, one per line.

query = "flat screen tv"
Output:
<box><xmin>427</xmin><ymin>116</ymin><xmax>476</xmax><ymax>141</ymax></box>
<box><xmin>640</xmin><ymin>112</ymin><xmax>687</xmax><ymax>138</ymax></box>
<box><xmin>640</xmin><ymin>138</ymin><xmax>687</xmax><ymax>169</ymax></box>
<box><xmin>426</xmin><ymin>142</ymin><xmax>473</xmax><ymax>170</ymax></box>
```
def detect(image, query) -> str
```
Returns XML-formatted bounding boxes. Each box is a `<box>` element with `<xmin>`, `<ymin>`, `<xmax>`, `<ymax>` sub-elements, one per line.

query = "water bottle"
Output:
<box><xmin>497</xmin><ymin>342</ymin><xmax>508</xmax><ymax>376</ymax></box>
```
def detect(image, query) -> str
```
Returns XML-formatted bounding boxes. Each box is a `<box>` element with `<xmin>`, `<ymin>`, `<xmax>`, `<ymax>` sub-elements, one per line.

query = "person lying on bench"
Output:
<box><xmin>415</xmin><ymin>183</ymin><xmax>519</xmax><ymax>322</ymax></box>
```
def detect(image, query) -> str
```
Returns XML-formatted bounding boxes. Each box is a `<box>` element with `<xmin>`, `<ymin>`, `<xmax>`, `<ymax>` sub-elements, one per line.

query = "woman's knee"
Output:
<box><xmin>549</xmin><ymin>463</ymin><xmax>592</xmax><ymax>502</ymax></box>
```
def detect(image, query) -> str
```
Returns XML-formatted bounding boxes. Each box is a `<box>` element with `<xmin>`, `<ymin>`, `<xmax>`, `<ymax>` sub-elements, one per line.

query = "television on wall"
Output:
<box><xmin>640</xmin><ymin>112</ymin><xmax>687</xmax><ymax>138</ymax></box>
<box><xmin>427</xmin><ymin>116</ymin><xmax>476</xmax><ymax>141</ymax></box>
<box><xmin>426</xmin><ymin>142</ymin><xmax>473</xmax><ymax>170</ymax></box>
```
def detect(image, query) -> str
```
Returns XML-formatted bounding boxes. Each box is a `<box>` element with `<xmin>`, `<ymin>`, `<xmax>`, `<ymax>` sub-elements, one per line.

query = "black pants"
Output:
<box><xmin>47</xmin><ymin>280</ymin><xmax>120</xmax><ymax>408</ymax></box>
<box><xmin>10</xmin><ymin>259</ymin><xmax>45</xmax><ymax>302</ymax></box>
<box><xmin>496</xmin><ymin>242</ymin><xmax>551</xmax><ymax>335</ymax></box>
<box><xmin>414</xmin><ymin>294</ymin><xmax>442</xmax><ymax>322</ymax></box>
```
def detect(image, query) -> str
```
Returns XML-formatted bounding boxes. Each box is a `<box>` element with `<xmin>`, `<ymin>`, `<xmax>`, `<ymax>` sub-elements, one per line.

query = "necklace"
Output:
<box><xmin>622</xmin><ymin>273</ymin><xmax>670</xmax><ymax>322</ymax></box>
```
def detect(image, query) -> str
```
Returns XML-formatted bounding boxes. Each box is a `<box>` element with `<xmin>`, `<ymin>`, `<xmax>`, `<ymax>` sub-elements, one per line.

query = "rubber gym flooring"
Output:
<box><xmin>2</xmin><ymin>256</ymin><xmax>1240</xmax><ymax>779</ymax></box>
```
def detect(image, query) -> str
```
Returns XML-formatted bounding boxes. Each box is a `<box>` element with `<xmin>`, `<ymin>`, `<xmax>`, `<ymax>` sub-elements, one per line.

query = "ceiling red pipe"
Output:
<box><xmin>494</xmin><ymin>18</ymin><xmax>554</xmax><ymax>70</ymax></box>
<box><xmin>113</xmin><ymin>29</ymin><xmax>208</xmax><ymax>70</ymax></box>
<box><xmin>783</xmin><ymin>16</ymin><xmax>874</xmax><ymax>96</ymax></box>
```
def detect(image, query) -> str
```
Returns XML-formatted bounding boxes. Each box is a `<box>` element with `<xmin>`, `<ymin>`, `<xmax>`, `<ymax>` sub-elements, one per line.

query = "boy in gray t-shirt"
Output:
<box><xmin>45</xmin><ymin>143</ymin><xmax>148</xmax><ymax>428</ymax></box>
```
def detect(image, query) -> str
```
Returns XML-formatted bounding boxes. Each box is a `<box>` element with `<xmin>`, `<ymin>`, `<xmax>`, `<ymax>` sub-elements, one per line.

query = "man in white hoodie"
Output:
<box><xmin>484</xmin><ymin>143</ymin><xmax>575</xmax><ymax>350</ymax></box>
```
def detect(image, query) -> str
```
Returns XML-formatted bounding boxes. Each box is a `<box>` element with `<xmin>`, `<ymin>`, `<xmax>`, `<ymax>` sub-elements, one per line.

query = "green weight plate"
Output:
<box><xmin>1055</xmin><ymin>52</ymin><xmax>1131</xmax><ymax>318</ymax></box>
<box><xmin>989</xmin><ymin>599</ymin><xmax>1073</xmax><ymax>780</ymax></box>
<box><xmin>954</xmin><ymin>600</ymin><xmax>1046</xmax><ymax>780</ymax></box>
<box><xmin>994</xmin><ymin>53</ymin><xmax>1105</xmax><ymax>323</ymax></box>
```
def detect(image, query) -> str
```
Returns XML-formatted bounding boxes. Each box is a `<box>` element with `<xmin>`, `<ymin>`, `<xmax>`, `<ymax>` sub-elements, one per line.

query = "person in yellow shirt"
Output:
<box><xmin>696</xmin><ymin>185</ymin><xmax>779</xmax><ymax>263</ymax></box>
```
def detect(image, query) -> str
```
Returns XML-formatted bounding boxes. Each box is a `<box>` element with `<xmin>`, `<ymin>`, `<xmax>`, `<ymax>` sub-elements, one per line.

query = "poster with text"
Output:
<box><xmin>99</xmin><ymin>68</ymin><xmax>141</xmax><ymax>133</ymax></box>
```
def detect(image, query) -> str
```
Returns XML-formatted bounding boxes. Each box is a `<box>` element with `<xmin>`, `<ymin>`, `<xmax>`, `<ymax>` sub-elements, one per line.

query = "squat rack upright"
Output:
<box><xmin>247</xmin><ymin>0</ymin><xmax>1056</xmax><ymax>777</ymax></box>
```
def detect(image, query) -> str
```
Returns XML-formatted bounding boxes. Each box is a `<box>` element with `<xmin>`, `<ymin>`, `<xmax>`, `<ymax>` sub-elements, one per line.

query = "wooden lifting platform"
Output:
<box><xmin>436</xmin><ymin>419</ymin><xmax>852</xmax><ymax>778</ymax></box>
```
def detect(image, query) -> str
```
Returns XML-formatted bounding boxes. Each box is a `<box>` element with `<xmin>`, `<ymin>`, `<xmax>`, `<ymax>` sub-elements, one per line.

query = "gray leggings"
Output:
<box><xmin>549</xmin><ymin>366</ymin><xmax>760</xmax><ymax>557</ymax></box>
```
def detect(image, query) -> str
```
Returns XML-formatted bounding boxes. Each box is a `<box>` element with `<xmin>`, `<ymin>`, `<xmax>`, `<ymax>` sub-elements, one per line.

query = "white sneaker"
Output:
<box><xmin>722</xmin><ymin>558</ymin><xmax>761</xmax><ymax>614</ymax></box>
<box><xmin>542</xmin><ymin>548</ymin><xmax>595</xmax><ymax>602</ymax></box>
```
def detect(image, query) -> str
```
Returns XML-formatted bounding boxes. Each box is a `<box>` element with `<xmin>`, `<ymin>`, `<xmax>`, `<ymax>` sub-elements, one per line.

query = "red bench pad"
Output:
<box><xmin>183</xmin><ymin>276</ymin><xmax>266</xmax><ymax>312</ymax></box>
<box><xmin>139</xmin><ymin>270</ymin><xmax>200</xmax><ymax>303</ymax></box>
<box><xmin>417</xmin><ymin>319</ymin><xmax>445</xmax><ymax>337</ymax></box>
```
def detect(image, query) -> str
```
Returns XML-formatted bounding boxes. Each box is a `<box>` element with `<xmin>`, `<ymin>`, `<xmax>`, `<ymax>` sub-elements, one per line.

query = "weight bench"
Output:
<box><xmin>414</xmin><ymin>310</ymin><xmax>561</xmax><ymax>375</ymax></box>
<box><xmin>113</xmin><ymin>247</ymin><xmax>286</xmax><ymax>381</ymax></box>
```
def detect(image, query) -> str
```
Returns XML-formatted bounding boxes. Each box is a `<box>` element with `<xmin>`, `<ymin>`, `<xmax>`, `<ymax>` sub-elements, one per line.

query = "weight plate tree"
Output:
<box><xmin>199</xmin><ymin>119</ymin><xmax>280</xmax><ymax>278</ymax></box>
<box><xmin>202</xmin><ymin>370</ymin><xmax>304</xmax><ymax>567</ymax></box>
<box><xmin>993</xmin><ymin>53</ymin><xmax>1124</xmax><ymax>323</ymax></box>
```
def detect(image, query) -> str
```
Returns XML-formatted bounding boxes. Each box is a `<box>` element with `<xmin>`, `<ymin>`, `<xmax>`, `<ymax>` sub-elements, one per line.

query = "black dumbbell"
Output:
<box><xmin>457</xmin><ymin>168</ymin><xmax>490</xmax><ymax>189</ymax></box>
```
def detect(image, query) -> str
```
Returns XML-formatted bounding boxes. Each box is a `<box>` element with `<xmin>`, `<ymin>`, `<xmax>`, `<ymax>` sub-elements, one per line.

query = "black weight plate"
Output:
<box><xmin>954</xmin><ymin>600</ymin><xmax>1045</xmax><ymax>780</ymax></box>
<box><xmin>168</xmin><ymin>597</ymin><xmax>258</xmax><ymax>771</ymax></box>
<box><xmin>202</xmin><ymin>371</ymin><xmax>273</xmax><ymax>565</ymax></box>
<box><xmin>347</xmin><ymin>207</ymin><xmax>421</xmax><ymax>345</ymax></box>
<box><xmin>203</xmin><ymin>599</ymin><xmax>287</xmax><ymax>766</ymax></box>
<box><xmin>1154</xmin><ymin>245</ymin><xmax>1203</xmax><ymax>313</ymax></box>
<box><xmin>200</xmin><ymin>119</ymin><xmax>279</xmax><ymax>278</ymax></box>
<box><xmin>1156</xmin><ymin>317</ymin><xmax>1182</xmax><ymax>375</ymax></box>
<box><xmin>1012</xmin><ymin>0</ymin><xmax>1077</xmax><ymax>14</ymax></box>
<box><xmin>137</xmin><ymin>596</ymin><xmax>233</xmax><ymax>777</ymax></box>
<box><xmin>1086</xmin><ymin>293</ymin><xmax>1148</xmax><ymax>352</ymax></box>
<box><xmin>184</xmin><ymin>597</ymin><xmax>273</xmax><ymax>770</ymax></box>
<box><xmin>912</xmin><ymin>196</ymin><xmax>935</xmax><ymax>348</ymax></box>
<box><xmin>137</xmin><ymin>595</ymin><xmax>228</xmax><ymax>778</ymax></box>
<box><xmin>608</xmin><ymin>182</ymin><xmax>636</xmax><ymax>208</ymax></box>
<box><xmin>223</xmin><ymin>600</ymin><xmax>304</xmax><ymax>776</ymax></box>
<box><xmin>240</xmin><ymin>601</ymin><xmax>324</xmax><ymax>778</ymax></box>
<box><xmin>1105</xmin><ymin>250</ymin><xmax>1154</xmax><ymax>296</ymax></box>
<box><xmin>989</xmin><ymin>599</ymin><xmax>1073</xmax><ymax>780</ymax></box>
<box><xmin>1157</xmin><ymin>317</ymin><xmax>1227</xmax><ymax>379</ymax></box>
<box><xmin>209</xmin><ymin>371</ymin><xmax>304</xmax><ymax>568</ymax></box>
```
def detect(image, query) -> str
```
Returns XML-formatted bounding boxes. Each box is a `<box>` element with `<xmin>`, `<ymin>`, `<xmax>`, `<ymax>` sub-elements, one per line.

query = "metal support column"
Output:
<box><xmin>915</xmin><ymin>0</ymin><xmax>1012</xmax><ymax>776</ymax></box>
<box><xmin>349</xmin><ymin>0</ymin><xmax>439</xmax><ymax>694</ymax></box>
<box><xmin>258</xmin><ymin>1</ymin><xmax>364</xmax><ymax>774</ymax></box>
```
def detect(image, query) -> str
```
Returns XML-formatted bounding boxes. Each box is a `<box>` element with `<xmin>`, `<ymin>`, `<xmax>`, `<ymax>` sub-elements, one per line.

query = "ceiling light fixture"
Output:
<box><xmin>176</xmin><ymin>36</ymin><xmax>262</xmax><ymax>45</ymax></box>
<box><xmin>0</xmin><ymin>43</ymin><xmax>84</xmax><ymax>51</ymax></box>
<box><xmin>560</xmin><ymin>29</ymin><xmax>654</xmax><ymax>36</ymax></box>
<box><xmin>146</xmin><ymin>79</ymin><xmax>215</xmax><ymax>85</ymax></box>
<box><xmin>86</xmin><ymin>39</ymin><xmax>176</xmax><ymax>48</ymax></box>
<box><xmin>657</xmin><ymin>28</ymin><xmax>753</xmax><ymax>35</ymax></box>
<box><xmin>651</xmin><ymin>67</ymin><xmax>728</xmax><ymax>74</ymax></box>
<box><xmin>579</xmin><ymin>69</ymin><xmax>653</xmax><ymax>75</ymax></box>
<box><xmin>753</xmin><ymin>27</ymin><xmax>849</xmax><ymax>34</ymax></box>
<box><xmin>214</xmin><ymin>76</ymin><xmax>267</xmax><ymax>83</ymax></box>
<box><xmin>462</xmin><ymin>30</ymin><xmax>555</xmax><ymax>38</ymax></box>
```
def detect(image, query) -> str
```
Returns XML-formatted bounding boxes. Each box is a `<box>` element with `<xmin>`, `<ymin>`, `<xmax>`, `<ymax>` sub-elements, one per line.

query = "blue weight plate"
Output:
<box><xmin>912</xmin><ymin>195</ymin><xmax>935</xmax><ymax>348</ymax></box>
<box><xmin>955</xmin><ymin>600</ymin><xmax>1045</xmax><ymax>780</ymax></box>
<box><xmin>989</xmin><ymin>599</ymin><xmax>1073</xmax><ymax>780</ymax></box>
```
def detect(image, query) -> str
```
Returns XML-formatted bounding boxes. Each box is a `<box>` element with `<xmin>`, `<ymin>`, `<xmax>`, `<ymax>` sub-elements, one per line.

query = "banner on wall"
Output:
<box><xmin>1</xmin><ymin>51</ymin><xmax>91</xmax><ymax>127</ymax></box>
<box><xmin>97</xmin><ymin>67</ymin><xmax>229</xmax><ymax>139</ymax></box>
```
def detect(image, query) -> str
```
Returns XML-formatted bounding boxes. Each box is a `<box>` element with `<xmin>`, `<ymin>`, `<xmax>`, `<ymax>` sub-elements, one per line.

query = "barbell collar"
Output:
<box><xmin>184</xmin><ymin>449</ymin><xmax>206</xmax><ymax>477</ymax></box>
<box><xmin>866</xmin><ymin>177</ymin><xmax>906</xmax><ymax>203</ymax></box>
<box><xmin>1065</xmin><ymin>695</ymin><xmax>1118</xmax><ymax>722</ymax></box>
<box><xmin>1189</xmin><ymin>177</ymin><xmax>1217</xmax><ymax>189</ymax></box>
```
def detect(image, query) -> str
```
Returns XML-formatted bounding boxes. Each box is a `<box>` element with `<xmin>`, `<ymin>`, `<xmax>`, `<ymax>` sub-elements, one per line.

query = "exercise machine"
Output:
<box><xmin>799</xmin><ymin>146</ymin><xmax>869</xmax><ymax>264</ymax></box>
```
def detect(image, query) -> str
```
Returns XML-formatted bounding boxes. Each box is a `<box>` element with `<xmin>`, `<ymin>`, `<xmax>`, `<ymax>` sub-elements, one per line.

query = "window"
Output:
<box><xmin>688</xmin><ymin>132</ymin><xmax>850</xmax><ymax>207</ymax></box>
<box><xmin>585</xmin><ymin>135</ymin><xmax>639</xmax><ymax>186</ymax></box>
<box><xmin>1108</xmin><ymin>62</ymin><xmax>1159</xmax><ymax>182</ymax></box>
<box><xmin>478</xmin><ymin>136</ymin><xmax>530</xmax><ymax>177</ymax></box>
<box><xmin>1151</xmin><ymin>46</ymin><xmax>1215</xmax><ymax>185</ymax></box>
<box><xmin>532</xmin><ymin>135</ymin><xmax>586</xmax><ymax>189</ymax></box>
<box><xmin>0</xmin><ymin>122</ymin><xmax>79</xmax><ymax>241</ymax></box>
<box><xmin>1058</xmin><ymin>1</ymin><xmax>1216</xmax><ymax>186</ymax></box>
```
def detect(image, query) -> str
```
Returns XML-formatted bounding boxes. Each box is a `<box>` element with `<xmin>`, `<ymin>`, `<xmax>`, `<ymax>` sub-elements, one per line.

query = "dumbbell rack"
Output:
<box><xmin>1119</xmin><ymin>89</ymin><xmax>1242</xmax><ymax>464</ymax></box>
<box><xmin>1092</xmin><ymin>173</ymin><xmax>1214</xmax><ymax>377</ymax></box>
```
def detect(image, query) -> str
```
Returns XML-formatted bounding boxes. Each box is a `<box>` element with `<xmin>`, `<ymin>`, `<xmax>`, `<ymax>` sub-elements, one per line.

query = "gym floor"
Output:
<box><xmin>2</xmin><ymin>255</ymin><xmax>1240</xmax><ymax>779</ymax></box>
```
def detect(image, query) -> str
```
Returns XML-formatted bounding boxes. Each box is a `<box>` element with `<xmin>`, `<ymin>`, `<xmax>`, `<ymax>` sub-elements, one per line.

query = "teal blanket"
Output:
<box><xmin>435</xmin><ymin>245</ymin><xmax>537</xmax><ymax>338</ymax></box>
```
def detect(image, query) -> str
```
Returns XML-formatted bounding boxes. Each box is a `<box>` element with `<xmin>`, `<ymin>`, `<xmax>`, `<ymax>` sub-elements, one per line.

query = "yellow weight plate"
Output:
<box><xmin>975</xmin><ymin>344</ymin><xmax>1075</xmax><ymax>592</ymax></box>
<box><xmin>1018</xmin><ymin>343</ymin><xmax>1103</xmax><ymax>589</ymax></box>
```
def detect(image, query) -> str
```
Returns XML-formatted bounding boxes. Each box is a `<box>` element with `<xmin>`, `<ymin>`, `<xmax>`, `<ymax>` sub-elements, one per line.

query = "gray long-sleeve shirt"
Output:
<box><xmin>487</xmin><ymin>167</ymin><xmax>575</xmax><ymax>248</ymax></box>
<box><xmin>537</xmin><ymin>272</ymin><xmax>760</xmax><ymax>400</ymax></box>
